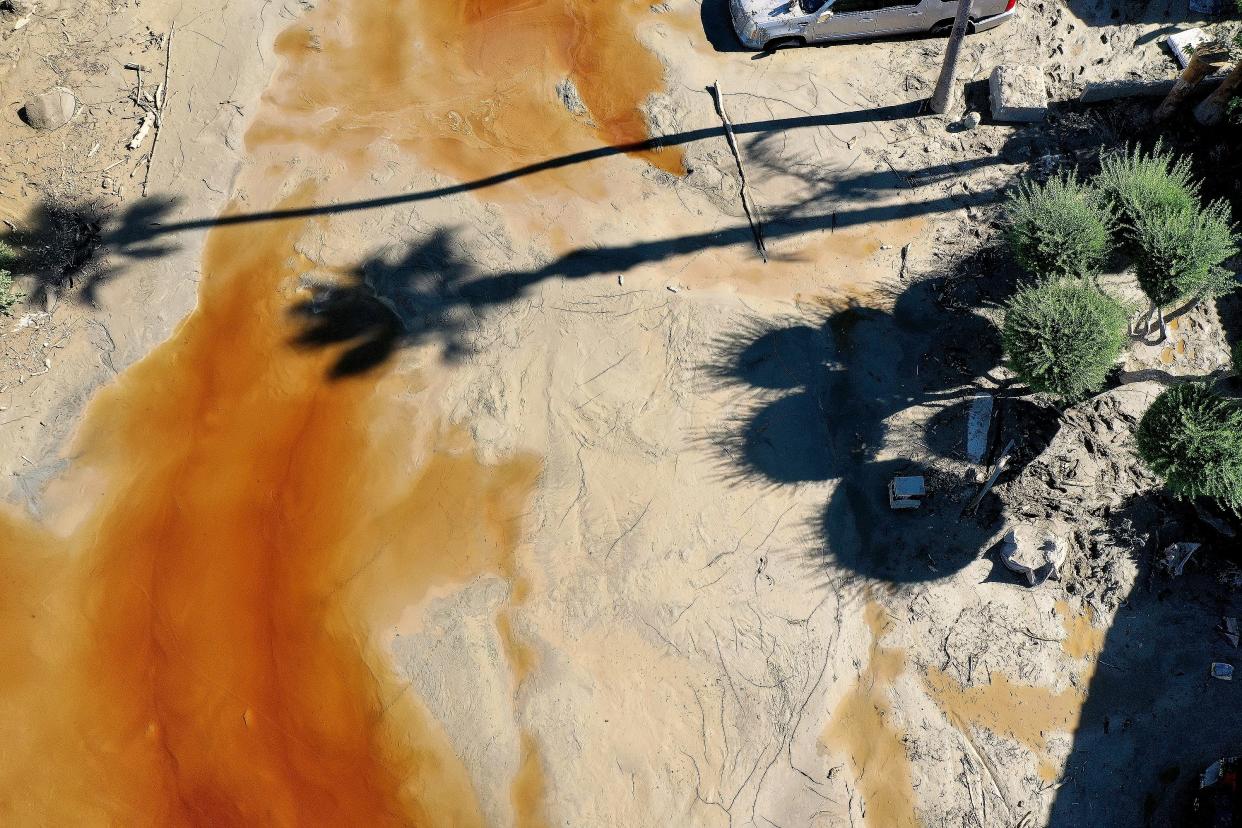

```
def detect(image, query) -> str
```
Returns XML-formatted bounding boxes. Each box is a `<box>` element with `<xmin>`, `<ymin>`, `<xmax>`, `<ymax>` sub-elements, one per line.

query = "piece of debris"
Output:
<box><xmin>141</xmin><ymin>22</ymin><xmax>174</xmax><ymax>196</ymax></box>
<box><xmin>998</xmin><ymin>526</ymin><xmax>1066</xmax><ymax>586</ymax></box>
<box><xmin>617</xmin><ymin>274</ymin><xmax>624</xmax><ymax>286</ymax></box>
<box><xmin>665</xmin><ymin>283</ymin><xmax>681</xmax><ymax>293</ymax></box>
<box><xmin>1210</xmin><ymin>662</ymin><xmax>1233</xmax><ymax>681</ymax></box>
<box><xmin>1194</xmin><ymin>757</ymin><xmax>1240</xmax><ymax>824</ymax></box>
<box><xmin>711</xmin><ymin>81</ymin><xmax>767</xmax><ymax>262</ymax></box>
<box><xmin>888</xmin><ymin>476</ymin><xmax>926</xmax><ymax>510</ymax></box>
<box><xmin>1166</xmin><ymin>28</ymin><xmax>1210</xmax><ymax>70</ymax></box>
<box><xmin>989</xmin><ymin>65</ymin><xmax>1048</xmax><ymax>123</ymax></box>
<box><xmin>960</xmin><ymin>111</ymin><xmax>982</xmax><ymax>130</ymax></box>
<box><xmin>966</xmin><ymin>394</ymin><xmax>994</xmax><ymax>464</ymax></box>
<box><xmin>1220</xmin><ymin>617</ymin><xmax>1240</xmax><ymax>648</ymax></box>
<box><xmin>1158</xmin><ymin>542</ymin><xmax>1201</xmax><ymax>577</ymax></box>
<box><xmin>128</xmin><ymin>111</ymin><xmax>155</xmax><ymax>150</ymax></box>
<box><xmin>21</xmin><ymin>87</ymin><xmax>76</xmax><ymax>131</ymax></box>
<box><xmin>967</xmin><ymin>439</ymin><xmax>1015</xmax><ymax>514</ymax></box>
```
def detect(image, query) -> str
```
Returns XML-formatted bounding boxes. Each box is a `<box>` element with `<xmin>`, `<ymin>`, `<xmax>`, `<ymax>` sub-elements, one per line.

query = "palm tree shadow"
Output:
<box><xmin>1</xmin><ymin>195</ymin><xmax>181</xmax><ymax>308</ymax></box>
<box><xmin>288</xmin><ymin>228</ymin><xmax>480</xmax><ymax>377</ymax></box>
<box><xmin>702</xmin><ymin>277</ymin><xmax>1011</xmax><ymax>583</ymax></box>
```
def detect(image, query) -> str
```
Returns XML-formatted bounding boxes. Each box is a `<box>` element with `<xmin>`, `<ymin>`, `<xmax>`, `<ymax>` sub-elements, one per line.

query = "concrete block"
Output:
<box><xmin>989</xmin><ymin>64</ymin><xmax>1048</xmax><ymax>123</ymax></box>
<box><xmin>1078</xmin><ymin>73</ymin><xmax>1226</xmax><ymax>103</ymax></box>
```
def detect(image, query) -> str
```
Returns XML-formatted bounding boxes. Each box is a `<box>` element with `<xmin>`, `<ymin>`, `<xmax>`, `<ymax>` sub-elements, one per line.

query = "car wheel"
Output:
<box><xmin>931</xmin><ymin>18</ymin><xmax>978</xmax><ymax>34</ymax></box>
<box><xmin>764</xmin><ymin>36</ymin><xmax>806</xmax><ymax>51</ymax></box>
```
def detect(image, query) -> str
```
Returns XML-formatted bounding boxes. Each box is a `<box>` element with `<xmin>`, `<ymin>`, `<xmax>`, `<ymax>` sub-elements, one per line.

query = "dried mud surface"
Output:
<box><xmin>0</xmin><ymin>0</ymin><xmax>1239</xmax><ymax>826</ymax></box>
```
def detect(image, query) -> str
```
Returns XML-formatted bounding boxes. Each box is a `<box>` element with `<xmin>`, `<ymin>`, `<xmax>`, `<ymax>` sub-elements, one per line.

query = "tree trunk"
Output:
<box><xmin>1194</xmin><ymin>59</ymin><xmax>1242</xmax><ymax>127</ymax></box>
<box><xmin>1138</xmin><ymin>301</ymin><xmax>1158</xmax><ymax>338</ymax></box>
<box><xmin>1155</xmin><ymin>43</ymin><xmax>1229</xmax><ymax>123</ymax></box>
<box><xmin>930</xmin><ymin>0</ymin><xmax>975</xmax><ymax>115</ymax></box>
<box><xmin>1157</xmin><ymin>305</ymin><xmax>1169</xmax><ymax>343</ymax></box>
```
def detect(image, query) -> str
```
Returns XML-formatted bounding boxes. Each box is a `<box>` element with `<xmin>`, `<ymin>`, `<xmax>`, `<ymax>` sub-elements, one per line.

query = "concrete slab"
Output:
<box><xmin>989</xmin><ymin>64</ymin><xmax>1048</xmax><ymax>123</ymax></box>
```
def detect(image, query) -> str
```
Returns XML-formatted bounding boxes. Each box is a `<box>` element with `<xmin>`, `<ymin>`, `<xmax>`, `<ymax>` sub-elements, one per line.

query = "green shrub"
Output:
<box><xmin>1228</xmin><ymin>96</ymin><xmax>1242</xmax><ymax>129</ymax></box>
<box><xmin>1096</xmin><ymin>143</ymin><xmax>1199</xmax><ymax>239</ymax></box>
<box><xmin>1136</xmin><ymin>382</ymin><xmax>1242</xmax><ymax>512</ymax></box>
<box><xmin>0</xmin><ymin>240</ymin><xmax>18</xmax><ymax>314</ymax></box>
<box><xmin>1132</xmin><ymin>199</ymin><xmax>1239</xmax><ymax>308</ymax></box>
<box><xmin>1002</xmin><ymin>280</ymin><xmax>1130</xmax><ymax>401</ymax></box>
<box><xmin>1004</xmin><ymin>173</ymin><xmax>1114</xmax><ymax>279</ymax></box>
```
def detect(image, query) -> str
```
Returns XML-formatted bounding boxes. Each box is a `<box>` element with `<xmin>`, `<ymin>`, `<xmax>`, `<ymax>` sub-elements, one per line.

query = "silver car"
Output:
<box><xmin>730</xmin><ymin>0</ymin><xmax>1016</xmax><ymax>50</ymax></box>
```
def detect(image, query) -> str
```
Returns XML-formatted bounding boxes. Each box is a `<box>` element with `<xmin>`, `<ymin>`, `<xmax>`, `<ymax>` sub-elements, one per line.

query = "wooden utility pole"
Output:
<box><xmin>930</xmin><ymin>0</ymin><xmax>975</xmax><ymax>115</ymax></box>
<box><xmin>1155</xmin><ymin>42</ymin><xmax>1230</xmax><ymax>123</ymax></box>
<box><xmin>1195</xmin><ymin>58</ymin><xmax>1242</xmax><ymax>127</ymax></box>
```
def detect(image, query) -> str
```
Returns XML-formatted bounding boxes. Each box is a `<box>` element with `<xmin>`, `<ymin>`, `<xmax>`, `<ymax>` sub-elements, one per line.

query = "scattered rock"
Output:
<box><xmin>989</xmin><ymin>65</ymin><xmax>1048</xmax><ymax>123</ymax></box>
<box><xmin>961</xmin><ymin>111</ymin><xmax>982</xmax><ymax>130</ymax></box>
<box><xmin>21</xmin><ymin>87</ymin><xmax>76</xmax><ymax>130</ymax></box>
<box><xmin>1</xmin><ymin>0</ymin><xmax>34</xmax><ymax>15</ymax></box>
<box><xmin>554</xmin><ymin>79</ymin><xmax>594</xmax><ymax>124</ymax></box>
<box><xmin>1220</xmin><ymin>617</ymin><xmax>1239</xmax><ymax>648</ymax></box>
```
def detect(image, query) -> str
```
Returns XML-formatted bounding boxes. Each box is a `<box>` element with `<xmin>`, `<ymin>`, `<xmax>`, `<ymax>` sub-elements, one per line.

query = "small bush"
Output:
<box><xmin>1132</xmin><ymin>199</ymin><xmax>1239</xmax><ymax>307</ymax></box>
<box><xmin>0</xmin><ymin>240</ymin><xmax>18</xmax><ymax>314</ymax></box>
<box><xmin>1004</xmin><ymin>173</ymin><xmax>1114</xmax><ymax>279</ymax></box>
<box><xmin>1136</xmin><ymin>382</ymin><xmax>1242</xmax><ymax>512</ymax></box>
<box><xmin>1096</xmin><ymin>142</ymin><xmax>1199</xmax><ymax>238</ymax></box>
<box><xmin>1002</xmin><ymin>280</ymin><xmax>1130</xmax><ymax>401</ymax></box>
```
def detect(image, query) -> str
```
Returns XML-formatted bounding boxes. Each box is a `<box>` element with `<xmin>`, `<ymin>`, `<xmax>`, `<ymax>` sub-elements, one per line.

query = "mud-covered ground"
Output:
<box><xmin>0</xmin><ymin>0</ymin><xmax>1239</xmax><ymax>825</ymax></box>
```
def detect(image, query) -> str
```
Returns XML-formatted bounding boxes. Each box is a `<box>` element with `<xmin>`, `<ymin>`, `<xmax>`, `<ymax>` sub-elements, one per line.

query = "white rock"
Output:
<box><xmin>23</xmin><ymin>87</ymin><xmax>76</xmax><ymax>130</ymax></box>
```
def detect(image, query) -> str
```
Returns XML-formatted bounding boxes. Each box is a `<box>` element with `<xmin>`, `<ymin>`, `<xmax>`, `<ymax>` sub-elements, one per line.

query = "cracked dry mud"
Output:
<box><xmin>0</xmin><ymin>0</ymin><xmax>1237</xmax><ymax>826</ymax></box>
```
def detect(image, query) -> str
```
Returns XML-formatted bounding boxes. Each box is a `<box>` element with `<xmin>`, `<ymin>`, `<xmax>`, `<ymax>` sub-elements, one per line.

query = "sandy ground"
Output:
<box><xmin>0</xmin><ymin>0</ymin><xmax>1239</xmax><ymax>825</ymax></box>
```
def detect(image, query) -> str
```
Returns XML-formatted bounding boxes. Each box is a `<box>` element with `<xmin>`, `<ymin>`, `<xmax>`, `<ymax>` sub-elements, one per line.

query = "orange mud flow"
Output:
<box><xmin>248</xmin><ymin>0</ymin><xmax>684</xmax><ymax>178</ymax></box>
<box><xmin>0</xmin><ymin>0</ymin><xmax>696</xmax><ymax>819</ymax></box>
<box><xmin>0</xmin><ymin>207</ymin><xmax>539</xmax><ymax>825</ymax></box>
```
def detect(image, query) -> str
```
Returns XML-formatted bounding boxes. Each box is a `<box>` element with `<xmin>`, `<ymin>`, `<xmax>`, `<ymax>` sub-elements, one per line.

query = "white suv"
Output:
<box><xmin>729</xmin><ymin>0</ymin><xmax>1016</xmax><ymax>50</ymax></box>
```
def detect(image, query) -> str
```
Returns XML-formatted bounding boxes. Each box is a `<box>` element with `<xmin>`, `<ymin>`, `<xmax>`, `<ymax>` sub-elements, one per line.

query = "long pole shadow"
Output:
<box><xmin>143</xmin><ymin>101</ymin><xmax>925</xmax><ymax>236</ymax></box>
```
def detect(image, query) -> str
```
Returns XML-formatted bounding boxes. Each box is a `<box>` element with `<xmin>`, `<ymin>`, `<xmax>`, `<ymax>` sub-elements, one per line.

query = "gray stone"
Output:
<box><xmin>961</xmin><ymin>111</ymin><xmax>982</xmax><ymax>130</ymax></box>
<box><xmin>555</xmin><ymin>79</ymin><xmax>593</xmax><ymax>124</ymax></box>
<box><xmin>22</xmin><ymin>87</ymin><xmax>76</xmax><ymax>130</ymax></box>
<box><xmin>989</xmin><ymin>64</ymin><xmax>1048</xmax><ymax>123</ymax></box>
<box><xmin>1079</xmin><ymin>73</ymin><xmax>1226</xmax><ymax>104</ymax></box>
